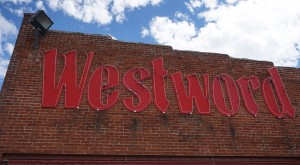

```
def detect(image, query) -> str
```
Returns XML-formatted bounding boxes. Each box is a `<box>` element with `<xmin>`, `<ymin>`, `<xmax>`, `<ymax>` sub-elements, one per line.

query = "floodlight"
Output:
<box><xmin>29</xmin><ymin>10</ymin><xmax>53</xmax><ymax>36</ymax></box>
<box><xmin>29</xmin><ymin>10</ymin><xmax>53</xmax><ymax>49</ymax></box>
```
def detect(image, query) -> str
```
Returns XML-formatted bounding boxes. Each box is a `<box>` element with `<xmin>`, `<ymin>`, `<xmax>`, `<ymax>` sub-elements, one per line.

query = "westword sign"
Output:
<box><xmin>42</xmin><ymin>49</ymin><xmax>296</xmax><ymax>119</ymax></box>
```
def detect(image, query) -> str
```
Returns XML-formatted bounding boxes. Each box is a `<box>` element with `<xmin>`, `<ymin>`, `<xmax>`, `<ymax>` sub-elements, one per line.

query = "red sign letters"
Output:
<box><xmin>42</xmin><ymin>49</ymin><xmax>296</xmax><ymax>118</ymax></box>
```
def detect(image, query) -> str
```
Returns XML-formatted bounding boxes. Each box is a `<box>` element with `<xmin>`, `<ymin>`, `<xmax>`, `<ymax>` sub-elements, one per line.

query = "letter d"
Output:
<box><xmin>262</xmin><ymin>67</ymin><xmax>295</xmax><ymax>118</ymax></box>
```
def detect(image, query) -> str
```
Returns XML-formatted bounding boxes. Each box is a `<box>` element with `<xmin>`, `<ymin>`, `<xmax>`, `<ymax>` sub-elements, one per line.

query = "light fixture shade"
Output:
<box><xmin>29</xmin><ymin>10</ymin><xmax>53</xmax><ymax>36</ymax></box>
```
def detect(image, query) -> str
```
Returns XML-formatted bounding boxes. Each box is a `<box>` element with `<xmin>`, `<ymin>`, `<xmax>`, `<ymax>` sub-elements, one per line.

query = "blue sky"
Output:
<box><xmin>0</xmin><ymin>0</ymin><xmax>300</xmax><ymax>88</ymax></box>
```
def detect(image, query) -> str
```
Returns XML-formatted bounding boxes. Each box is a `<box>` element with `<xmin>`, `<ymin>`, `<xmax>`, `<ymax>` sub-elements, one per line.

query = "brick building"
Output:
<box><xmin>0</xmin><ymin>13</ymin><xmax>299</xmax><ymax>164</ymax></box>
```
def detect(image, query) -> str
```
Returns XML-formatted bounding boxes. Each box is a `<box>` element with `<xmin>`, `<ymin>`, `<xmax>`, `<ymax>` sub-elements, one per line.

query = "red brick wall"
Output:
<box><xmin>0</xmin><ymin>13</ymin><xmax>300</xmax><ymax>159</ymax></box>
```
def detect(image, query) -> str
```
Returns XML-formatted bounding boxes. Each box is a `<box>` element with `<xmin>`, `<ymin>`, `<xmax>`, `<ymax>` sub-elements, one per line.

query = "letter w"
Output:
<box><xmin>42</xmin><ymin>49</ymin><xmax>93</xmax><ymax>108</ymax></box>
<box><xmin>171</xmin><ymin>72</ymin><xmax>210</xmax><ymax>114</ymax></box>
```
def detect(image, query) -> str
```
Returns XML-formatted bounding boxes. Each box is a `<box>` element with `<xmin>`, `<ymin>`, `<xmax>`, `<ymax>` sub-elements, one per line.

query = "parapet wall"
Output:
<box><xmin>0</xmin><ymin>13</ymin><xmax>299</xmax><ymax>159</ymax></box>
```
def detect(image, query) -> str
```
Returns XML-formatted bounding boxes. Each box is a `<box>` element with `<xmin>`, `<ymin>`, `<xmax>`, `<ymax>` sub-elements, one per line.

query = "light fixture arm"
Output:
<box><xmin>34</xmin><ymin>29</ymin><xmax>40</xmax><ymax>50</ymax></box>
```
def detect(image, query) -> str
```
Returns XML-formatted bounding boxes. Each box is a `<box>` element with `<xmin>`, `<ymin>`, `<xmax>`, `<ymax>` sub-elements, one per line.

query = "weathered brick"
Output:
<box><xmin>0</xmin><ymin>13</ymin><xmax>300</xmax><ymax>162</ymax></box>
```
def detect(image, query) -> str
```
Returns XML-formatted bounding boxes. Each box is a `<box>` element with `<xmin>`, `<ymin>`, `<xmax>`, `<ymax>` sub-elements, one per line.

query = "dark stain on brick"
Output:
<box><xmin>56</xmin><ymin>123</ymin><xmax>66</xmax><ymax>134</ymax></box>
<box><xmin>95</xmin><ymin>110</ymin><xmax>106</xmax><ymax>132</ymax></box>
<box><xmin>284</xmin><ymin>136</ymin><xmax>297</xmax><ymax>153</ymax></box>
<box><xmin>207</xmin><ymin>123</ymin><xmax>214</xmax><ymax>134</ymax></box>
<box><xmin>178</xmin><ymin>132</ymin><xmax>190</xmax><ymax>142</ymax></box>
<box><xmin>178</xmin><ymin>132</ymin><xmax>202</xmax><ymax>143</ymax></box>
<box><xmin>159</xmin><ymin>114</ymin><xmax>168</xmax><ymax>126</ymax></box>
<box><xmin>179</xmin><ymin>114</ymin><xmax>189</xmax><ymax>123</ymax></box>
<box><xmin>0</xmin><ymin>128</ymin><xmax>3</xmax><ymax>137</ymax></box>
<box><xmin>197</xmin><ymin>116</ymin><xmax>214</xmax><ymax>135</ymax></box>
<box><xmin>229</xmin><ymin>123</ymin><xmax>237</xmax><ymax>149</ymax></box>
<box><xmin>286</xmin><ymin>143</ymin><xmax>297</xmax><ymax>153</ymax></box>
<box><xmin>295</xmin><ymin>104</ymin><xmax>299</xmax><ymax>117</ymax></box>
<box><xmin>229</xmin><ymin>123</ymin><xmax>236</xmax><ymax>139</ymax></box>
<box><xmin>130</xmin><ymin>118</ymin><xmax>138</xmax><ymax>132</ymax></box>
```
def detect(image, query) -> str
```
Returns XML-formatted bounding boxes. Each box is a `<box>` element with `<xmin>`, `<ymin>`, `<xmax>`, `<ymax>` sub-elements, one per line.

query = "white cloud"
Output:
<box><xmin>150</xmin><ymin>0</ymin><xmax>162</xmax><ymax>5</ymax></box>
<box><xmin>225</xmin><ymin>0</ymin><xmax>240</xmax><ymax>4</ymax></box>
<box><xmin>0</xmin><ymin>14</ymin><xmax>18</xmax><ymax>48</ymax></box>
<box><xmin>36</xmin><ymin>0</ymin><xmax>46</xmax><ymax>10</ymax></box>
<box><xmin>185</xmin><ymin>0</ymin><xmax>218</xmax><ymax>13</ymax></box>
<box><xmin>185</xmin><ymin>0</ymin><xmax>202</xmax><ymax>13</ymax></box>
<box><xmin>145</xmin><ymin>16</ymin><xmax>197</xmax><ymax>49</ymax></box>
<box><xmin>46</xmin><ymin>0</ymin><xmax>59</xmax><ymax>11</ymax></box>
<box><xmin>45</xmin><ymin>0</ymin><xmax>163</xmax><ymax>25</ymax></box>
<box><xmin>141</xmin><ymin>27</ymin><xmax>149</xmax><ymax>37</ymax></box>
<box><xmin>5</xmin><ymin>6</ymin><xmax>33</xmax><ymax>17</ymax></box>
<box><xmin>0</xmin><ymin>13</ymin><xmax>18</xmax><ymax>80</ymax></box>
<box><xmin>46</xmin><ymin>0</ymin><xmax>113</xmax><ymax>25</ymax></box>
<box><xmin>109</xmin><ymin>34</ymin><xmax>117</xmax><ymax>40</ymax></box>
<box><xmin>0</xmin><ymin>0</ymin><xmax>31</xmax><ymax>4</ymax></box>
<box><xmin>1</xmin><ymin>0</ymin><xmax>38</xmax><ymax>17</ymax></box>
<box><xmin>111</xmin><ymin>0</ymin><xmax>163</xmax><ymax>23</ymax></box>
<box><xmin>175</xmin><ymin>11</ymin><xmax>190</xmax><ymax>21</ymax></box>
<box><xmin>4</xmin><ymin>43</ymin><xmax>14</xmax><ymax>55</ymax></box>
<box><xmin>202</xmin><ymin>0</ymin><xmax>218</xmax><ymax>9</ymax></box>
<box><xmin>0</xmin><ymin>59</ymin><xmax>9</xmax><ymax>77</ymax></box>
<box><xmin>143</xmin><ymin>0</ymin><xmax>300</xmax><ymax>67</ymax></box>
